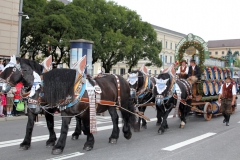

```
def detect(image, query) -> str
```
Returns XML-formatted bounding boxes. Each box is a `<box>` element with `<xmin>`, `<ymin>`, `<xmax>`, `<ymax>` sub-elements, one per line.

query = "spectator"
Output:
<box><xmin>0</xmin><ymin>60</ymin><xmax>4</xmax><ymax>74</ymax></box>
<box><xmin>13</xmin><ymin>82</ymin><xmax>23</xmax><ymax>116</ymax></box>
<box><xmin>0</xmin><ymin>92</ymin><xmax>6</xmax><ymax>117</ymax></box>
<box><xmin>6</xmin><ymin>87</ymin><xmax>16</xmax><ymax>117</ymax></box>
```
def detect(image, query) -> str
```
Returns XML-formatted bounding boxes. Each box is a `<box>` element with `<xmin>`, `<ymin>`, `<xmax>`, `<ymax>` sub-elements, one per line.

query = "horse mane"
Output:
<box><xmin>43</xmin><ymin>69</ymin><xmax>76</xmax><ymax>105</ymax></box>
<box><xmin>17</xmin><ymin>58</ymin><xmax>44</xmax><ymax>75</ymax></box>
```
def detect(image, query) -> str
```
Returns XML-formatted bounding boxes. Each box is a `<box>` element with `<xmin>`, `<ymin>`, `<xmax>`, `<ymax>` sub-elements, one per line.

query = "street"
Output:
<box><xmin>0</xmin><ymin>98</ymin><xmax>240</xmax><ymax>160</ymax></box>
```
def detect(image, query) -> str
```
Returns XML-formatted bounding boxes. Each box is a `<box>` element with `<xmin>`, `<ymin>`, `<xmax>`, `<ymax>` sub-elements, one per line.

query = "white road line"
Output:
<box><xmin>238</xmin><ymin>121</ymin><xmax>240</xmax><ymax>123</ymax></box>
<box><xmin>162</xmin><ymin>132</ymin><xmax>216</xmax><ymax>151</ymax></box>
<box><xmin>0</xmin><ymin>116</ymin><xmax>169</xmax><ymax>148</ymax></box>
<box><xmin>237</xmin><ymin>104</ymin><xmax>240</xmax><ymax>106</ymax></box>
<box><xmin>46</xmin><ymin>152</ymin><xmax>84</xmax><ymax>160</ymax></box>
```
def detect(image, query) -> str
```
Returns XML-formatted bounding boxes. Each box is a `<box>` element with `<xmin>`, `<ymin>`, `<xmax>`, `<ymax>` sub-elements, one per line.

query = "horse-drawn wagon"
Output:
<box><xmin>175</xmin><ymin>34</ymin><xmax>237</xmax><ymax>121</ymax></box>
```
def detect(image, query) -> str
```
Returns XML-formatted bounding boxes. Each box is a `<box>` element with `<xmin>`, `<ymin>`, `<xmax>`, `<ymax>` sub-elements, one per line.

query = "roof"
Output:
<box><xmin>57</xmin><ymin>0</ymin><xmax>71</xmax><ymax>4</ymax></box>
<box><xmin>151</xmin><ymin>24</ymin><xmax>186</xmax><ymax>37</ymax></box>
<box><xmin>208</xmin><ymin>39</ymin><xmax>240</xmax><ymax>48</ymax></box>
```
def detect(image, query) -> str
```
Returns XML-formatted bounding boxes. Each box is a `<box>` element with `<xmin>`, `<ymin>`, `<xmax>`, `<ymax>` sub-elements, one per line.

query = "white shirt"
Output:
<box><xmin>218</xmin><ymin>83</ymin><xmax>236</xmax><ymax>95</ymax></box>
<box><xmin>0</xmin><ymin>64</ymin><xmax>4</xmax><ymax>71</ymax></box>
<box><xmin>192</xmin><ymin>66</ymin><xmax>195</xmax><ymax>71</ymax></box>
<box><xmin>176</xmin><ymin>66</ymin><xmax>189</xmax><ymax>74</ymax></box>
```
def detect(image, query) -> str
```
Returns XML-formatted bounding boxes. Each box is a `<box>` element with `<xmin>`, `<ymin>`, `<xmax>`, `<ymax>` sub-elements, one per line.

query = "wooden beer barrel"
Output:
<box><xmin>220</xmin><ymin>68</ymin><xmax>225</xmax><ymax>80</ymax></box>
<box><xmin>203</xmin><ymin>68</ymin><xmax>209</xmax><ymax>80</ymax></box>
<box><xmin>214</xmin><ymin>68</ymin><xmax>220</xmax><ymax>80</ymax></box>
<box><xmin>209</xmin><ymin>68</ymin><xmax>215</xmax><ymax>80</ymax></box>
<box><xmin>203</xmin><ymin>81</ymin><xmax>209</xmax><ymax>96</ymax></box>
<box><xmin>211</xmin><ymin>101</ymin><xmax>220</xmax><ymax>114</ymax></box>
<box><xmin>208</xmin><ymin>81</ymin><xmax>215</xmax><ymax>95</ymax></box>
<box><xmin>214</xmin><ymin>81</ymin><xmax>221</xmax><ymax>94</ymax></box>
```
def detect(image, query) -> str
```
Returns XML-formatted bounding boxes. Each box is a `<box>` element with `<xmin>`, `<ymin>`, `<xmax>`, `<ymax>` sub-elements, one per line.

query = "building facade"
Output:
<box><xmin>0</xmin><ymin>0</ymin><xmax>19</xmax><ymax>58</ymax></box>
<box><xmin>208</xmin><ymin>39</ymin><xmax>240</xmax><ymax>59</ymax></box>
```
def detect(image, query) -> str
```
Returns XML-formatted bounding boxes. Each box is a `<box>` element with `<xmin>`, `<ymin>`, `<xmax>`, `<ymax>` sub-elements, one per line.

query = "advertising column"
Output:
<box><xmin>69</xmin><ymin>39</ymin><xmax>94</xmax><ymax>76</ymax></box>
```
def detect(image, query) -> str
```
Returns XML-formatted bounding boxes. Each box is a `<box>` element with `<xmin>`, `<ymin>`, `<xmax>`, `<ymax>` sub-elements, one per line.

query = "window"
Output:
<box><xmin>148</xmin><ymin>70</ymin><xmax>151</xmax><ymax>75</ymax></box>
<box><xmin>120</xmin><ymin>68</ymin><xmax>125</xmax><ymax>75</ymax></box>
<box><xmin>170</xmin><ymin>43</ymin><xmax>172</xmax><ymax>49</ymax></box>
<box><xmin>215</xmin><ymin>52</ymin><xmax>218</xmax><ymax>55</ymax></box>
<box><xmin>154</xmin><ymin>70</ymin><xmax>157</xmax><ymax>76</ymax></box>
<box><xmin>113</xmin><ymin>69</ymin><xmax>116</xmax><ymax>74</ymax></box>
<box><xmin>165</xmin><ymin>55</ymin><xmax>167</xmax><ymax>63</ymax></box>
<box><xmin>170</xmin><ymin>56</ymin><xmax>172</xmax><ymax>63</ymax></box>
<box><xmin>160</xmin><ymin>55</ymin><xmax>162</xmax><ymax>60</ymax></box>
<box><xmin>209</xmin><ymin>52</ymin><xmax>212</xmax><ymax>55</ymax></box>
<box><xmin>166</xmin><ymin>41</ymin><xmax>168</xmax><ymax>49</ymax></box>
<box><xmin>222</xmin><ymin>51</ymin><xmax>224</xmax><ymax>55</ymax></box>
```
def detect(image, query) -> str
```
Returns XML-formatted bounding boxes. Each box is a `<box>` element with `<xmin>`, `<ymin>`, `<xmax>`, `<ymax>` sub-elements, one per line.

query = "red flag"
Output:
<box><xmin>139</xmin><ymin>64</ymin><xmax>149</xmax><ymax>76</ymax></box>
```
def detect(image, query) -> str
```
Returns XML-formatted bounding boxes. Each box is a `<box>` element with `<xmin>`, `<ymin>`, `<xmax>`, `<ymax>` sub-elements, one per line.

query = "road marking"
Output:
<box><xmin>237</xmin><ymin>104</ymin><xmax>240</xmax><ymax>106</ymax></box>
<box><xmin>46</xmin><ymin>152</ymin><xmax>84</xmax><ymax>160</ymax></box>
<box><xmin>162</xmin><ymin>132</ymin><xmax>216</xmax><ymax>151</ymax></box>
<box><xmin>0</xmin><ymin>116</ymin><xmax>175</xmax><ymax>148</ymax></box>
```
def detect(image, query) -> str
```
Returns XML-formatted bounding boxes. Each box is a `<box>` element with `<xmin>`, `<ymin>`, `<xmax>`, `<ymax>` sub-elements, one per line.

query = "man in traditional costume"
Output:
<box><xmin>187</xmin><ymin>59</ymin><xmax>200</xmax><ymax>84</ymax></box>
<box><xmin>176</xmin><ymin>59</ymin><xmax>188</xmax><ymax>79</ymax></box>
<box><xmin>218</xmin><ymin>76</ymin><xmax>236</xmax><ymax>126</ymax></box>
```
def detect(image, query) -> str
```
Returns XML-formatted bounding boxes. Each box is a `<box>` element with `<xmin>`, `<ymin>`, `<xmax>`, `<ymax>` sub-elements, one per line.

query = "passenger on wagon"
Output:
<box><xmin>218</xmin><ymin>76</ymin><xmax>236</xmax><ymax>126</ymax></box>
<box><xmin>187</xmin><ymin>59</ymin><xmax>200</xmax><ymax>84</ymax></box>
<box><xmin>176</xmin><ymin>59</ymin><xmax>188</xmax><ymax>79</ymax></box>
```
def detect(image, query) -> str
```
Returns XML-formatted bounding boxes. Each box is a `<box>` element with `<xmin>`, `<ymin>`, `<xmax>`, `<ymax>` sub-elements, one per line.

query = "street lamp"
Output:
<box><xmin>16</xmin><ymin>0</ymin><xmax>29</xmax><ymax>57</ymax></box>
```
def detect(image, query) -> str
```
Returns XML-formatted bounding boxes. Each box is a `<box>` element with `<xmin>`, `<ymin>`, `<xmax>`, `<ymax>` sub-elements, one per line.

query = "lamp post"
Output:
<box><xmin>17</xmin><ymin>0</ymin><xmax>29</xmax><ymax>57</ymax></box>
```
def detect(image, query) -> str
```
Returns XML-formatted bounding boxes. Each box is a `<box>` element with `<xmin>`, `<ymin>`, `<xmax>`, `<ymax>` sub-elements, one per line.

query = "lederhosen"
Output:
<box><xmin>221</xmin><ymin>83</ymin><xmax>233</xmax><ymax>114</ymax></box>
<box><xmin>179</xmin><ymin>66</ymin><xmax>188</xmax><ymax>79</ymax></box>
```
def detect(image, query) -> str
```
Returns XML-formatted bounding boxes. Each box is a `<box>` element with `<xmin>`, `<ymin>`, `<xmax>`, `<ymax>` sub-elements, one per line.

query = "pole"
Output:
<box><xmin>16</xmin><ymin>0</ymin><xmax>23</xmax><ymax>57</ymax></box>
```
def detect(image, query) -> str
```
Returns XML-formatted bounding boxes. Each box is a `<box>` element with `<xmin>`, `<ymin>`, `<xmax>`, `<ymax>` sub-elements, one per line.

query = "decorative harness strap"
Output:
<box><xmin>112</xmin><ymin>74</ymin><xmax>121</xmax><ymax>107</ymax></box>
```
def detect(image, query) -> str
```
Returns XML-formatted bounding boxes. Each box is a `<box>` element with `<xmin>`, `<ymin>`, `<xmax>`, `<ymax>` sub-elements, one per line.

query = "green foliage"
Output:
<box><xmin>21</xmin><ymin>0</ymin><xmax>162</xmax><ymax>71</ymax></box>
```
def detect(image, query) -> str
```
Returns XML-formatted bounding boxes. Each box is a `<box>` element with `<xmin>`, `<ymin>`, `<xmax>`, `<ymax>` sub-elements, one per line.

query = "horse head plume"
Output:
<box><xmin>41</xmin><ymin>55</ymin><xmax>52</xmax><ymax>73</ymax></box>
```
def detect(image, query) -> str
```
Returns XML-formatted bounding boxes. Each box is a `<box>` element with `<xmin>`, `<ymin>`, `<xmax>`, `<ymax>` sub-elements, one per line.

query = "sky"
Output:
<box><xmin>109</xmin><ymin>0</ymin><xmax>240</xmax><ymax>41</ymax></box>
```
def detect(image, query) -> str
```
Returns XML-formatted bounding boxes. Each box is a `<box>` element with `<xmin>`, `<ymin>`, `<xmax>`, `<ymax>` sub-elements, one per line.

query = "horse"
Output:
<box><xmin>127</xmin><ymin>70</ymin><xmax>159</xmax><ymax>131</ymax></box>
<box><xmin>41</xmin><ymin>69</ymin><xmax>135</xmax><ymax>155</ymax></box>
<box><xmin>0</xmin><ymin>57</ymin><xmax>82</xmax><ymax>150</ymax></box>
<box><xmin>153</xmin><ymin>72</ymin><xmax>192</xmax><ymax>134</ymax></box>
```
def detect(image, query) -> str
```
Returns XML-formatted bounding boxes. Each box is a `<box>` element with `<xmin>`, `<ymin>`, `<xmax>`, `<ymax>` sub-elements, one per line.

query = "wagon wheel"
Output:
<box><xmin>232</xmin><ymin>106</ymin><xmax>236</xmax><ymax>114</ymax></box>
<box><xmin>204</xmin><ymin>102</ymin><xmax>212</xmax><ymax>121</ymax></box>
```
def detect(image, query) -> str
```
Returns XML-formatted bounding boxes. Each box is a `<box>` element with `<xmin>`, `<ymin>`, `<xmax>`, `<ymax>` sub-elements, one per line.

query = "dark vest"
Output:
<box><xmin>222</xmin><ymin>83</ymin><xmax>233</xmax><ymax>98</ymax></box>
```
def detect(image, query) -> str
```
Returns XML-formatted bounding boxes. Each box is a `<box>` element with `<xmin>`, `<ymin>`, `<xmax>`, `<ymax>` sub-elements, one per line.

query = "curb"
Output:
<box><xmin>0</xmin><ymin>115</ymin><xmax>46</xmax><ymax>122</ymax></box>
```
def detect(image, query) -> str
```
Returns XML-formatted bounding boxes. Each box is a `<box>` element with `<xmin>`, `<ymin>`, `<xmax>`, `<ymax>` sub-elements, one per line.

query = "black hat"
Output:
<box><xmin>190</xmin><ymin>59</ymin><xmax>196</xmax><ymax>63</ymax></box>
<box><xmin>225</xmin><ymin>76</ymin><xmax>232</xmax><ymax>80</ymax></box>
<box><xmin>181</xmin><ymin>59</ymin><xmax>187</xmax><ymax>64</ymax></box>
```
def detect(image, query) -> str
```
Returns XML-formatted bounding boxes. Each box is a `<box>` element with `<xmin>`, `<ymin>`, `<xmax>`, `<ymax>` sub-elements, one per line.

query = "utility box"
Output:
<box><xmin>69</xmin><ymin>39</ymin><xmax>94</xmax><ymax>75</ymax></box>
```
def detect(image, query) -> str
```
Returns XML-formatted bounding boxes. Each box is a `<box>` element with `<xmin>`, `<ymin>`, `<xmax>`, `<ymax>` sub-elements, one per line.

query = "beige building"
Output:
<box><xmin>0</xmin><ymin>0</ymin><xmax>19</xmax><ymax>58</ymax></box>
<box><xmin>208</xmin><ymin>39</ymin><xmax>240</xmax><ymax>59</ymax></box>
<box><xmin>104</xmin><ymin>25</ymin><xmax>186</xmax><ymax>77</ymax></box>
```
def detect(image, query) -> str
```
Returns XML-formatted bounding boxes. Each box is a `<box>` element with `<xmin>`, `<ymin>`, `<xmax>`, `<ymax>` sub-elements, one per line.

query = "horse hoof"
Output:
<box><xmin>52</xmin><ymin>149</ymin><xmax>63</xmax><ymax>155</ymax></box>
<box><xmin>134</xmin><ymin>128</ymin><xmax>140</xmax><ymax>132</ymax></box>
<box><xmin>180</xmin><ymin>125</ymin><xmax>185</xmax><ymax>129</ymax></box>
<box><xmin>19</xmin><ymin>145</ymin><xmax>30</xmax><ymax>150</ymax></box>
<box><xmin>71</xmin><ymin>135</ymin><xmax>79</xmax><ymax>140</ymax></box>
<box><xmin>124</xmin><ymin>132</ymin><xmax>132</xmax><ymax>140</ymax></box>
<box><xmin>46</xmin><ymin>142</ymin><xmax>55</xmax><ymax>147</ymax></box>
<box><xmin>83</xmin><ymin>146</ymin><xmax>93</xmax><ymax>151</ymax></box>
<box><xmin>141</xmin><ymin>125</ymin><xmax>147</xmax><ymax>129</ymax></box>
<box><xmin>158</xmin><ymin>130</ymin><xmax>163</xmax><ymax>135</ymax></box>
<box><xmin>156</xmin><ymin>122</ymin><xmax>161</xmax><ymax>126</ymax></box>
<box><xmin>109</xmin><ymin>138</ymin><xmax>118</xmax><ymax>144</ymax></box>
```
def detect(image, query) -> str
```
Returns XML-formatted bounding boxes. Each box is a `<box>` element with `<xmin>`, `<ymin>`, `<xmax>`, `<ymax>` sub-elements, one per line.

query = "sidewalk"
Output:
<box><xmin>0</xmin><ymin>115</ymin><xmax>46</xmax><ymax>122</ymax></box>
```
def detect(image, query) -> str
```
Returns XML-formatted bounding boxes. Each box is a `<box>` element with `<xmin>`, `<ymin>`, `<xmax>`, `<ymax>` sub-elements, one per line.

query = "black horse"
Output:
<box><xmin>153</xmin><ymin>72</ymin><xmax>192</xmax><ymax>134</ymax></box>
<box><xmin>127</xmin><ymin>70</ymin><xmax>157</xmax><ymax>131</ymax></box>
<box><xmin>41</xmin><ymin>69</ymin><xmax>135</xmax><ymax>155</ymax></box>
<box><xmin>0</xmin><ymin>58</ymin><xmax>82</xmax><ymax>150</ymax></box>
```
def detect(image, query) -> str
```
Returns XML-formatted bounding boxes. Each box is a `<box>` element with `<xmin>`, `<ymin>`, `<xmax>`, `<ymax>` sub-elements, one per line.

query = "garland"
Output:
<box><xmin>178</xmin><ymin>41</ymin><xmax>205</xmax><ymax>72</ymax></box>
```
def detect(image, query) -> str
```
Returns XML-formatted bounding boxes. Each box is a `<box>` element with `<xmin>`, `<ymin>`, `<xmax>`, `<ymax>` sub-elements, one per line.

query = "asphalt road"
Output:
<box><xmin>0</xmin><ymin>98</ymin><xmax>240</xmax><ymax>160</ymax></box>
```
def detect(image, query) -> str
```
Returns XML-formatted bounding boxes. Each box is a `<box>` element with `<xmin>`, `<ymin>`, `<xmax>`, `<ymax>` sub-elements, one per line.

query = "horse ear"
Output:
<box><xmin>136</xmin><ymin>72</ymin><xmax>139</xmax><ymax>76</ymax></box>
<box><xmin>21</xmin><ymin>63</ymin><xmax>34</xmax><ymax>87</ymax></box>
